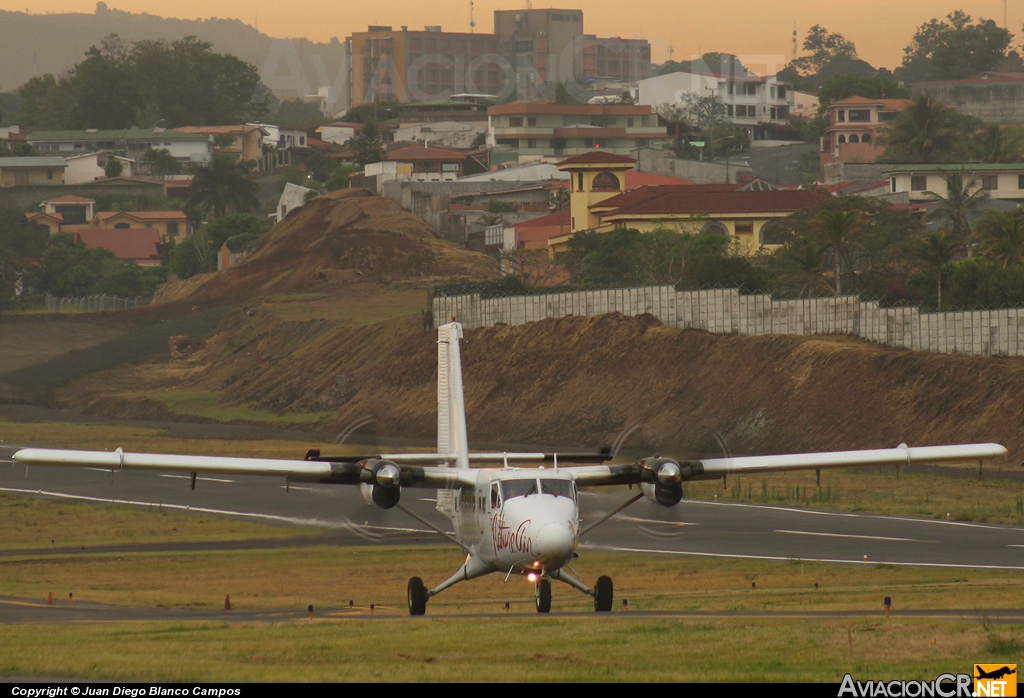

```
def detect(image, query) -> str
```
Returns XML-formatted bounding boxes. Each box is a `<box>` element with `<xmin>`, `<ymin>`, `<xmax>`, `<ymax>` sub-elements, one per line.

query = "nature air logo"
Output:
<box><xmin>974</xmin><ymin>665</ymin><xmax>1017</xmax><ymax>697</ymax></box>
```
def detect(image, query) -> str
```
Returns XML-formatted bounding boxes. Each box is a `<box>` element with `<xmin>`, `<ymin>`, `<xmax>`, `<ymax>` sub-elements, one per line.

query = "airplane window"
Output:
<box><xmin>502</xmin><ymin>479</ymin><xmax>538</xmax><ymax>499</ymax></box>
<box><xmin>540</xmin><ymin>479</ymin><xmax>574</xmax><ymax>498</ymax></box>
<box><xmin>491</xmin><ymin>482</ymin><xmax>501</xmax><ymax>508</ymax></box>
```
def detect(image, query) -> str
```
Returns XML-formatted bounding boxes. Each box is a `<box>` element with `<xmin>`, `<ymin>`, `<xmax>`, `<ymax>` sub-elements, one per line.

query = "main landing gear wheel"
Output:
<box><xmin>535</xmin><ymin>578</ymin><xmax>552</xmax><ymax>613</ymax></box>
<box><xmin>408</xmin><ymin>576</ymin><xmax>427</xmax><ymax>616</ymax></box>
<box><xmin>594</xmin><ymin>575</ymin><xmax>613</xmax><ymax>612</ymax></box>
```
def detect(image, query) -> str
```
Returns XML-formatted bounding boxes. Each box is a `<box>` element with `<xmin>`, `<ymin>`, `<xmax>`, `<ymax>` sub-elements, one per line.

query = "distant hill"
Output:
<box><xmin>0</xmin><ymin>4</ymin><xmax>349</xmax><ymax>110</ymax></box>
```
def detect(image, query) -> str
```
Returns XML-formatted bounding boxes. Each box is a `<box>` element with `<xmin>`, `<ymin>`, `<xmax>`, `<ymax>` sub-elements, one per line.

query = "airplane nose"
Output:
<box><xmin>533</xmin><ymin>522</ymin><xmax>574</xmax><ymax>565</ymax></box>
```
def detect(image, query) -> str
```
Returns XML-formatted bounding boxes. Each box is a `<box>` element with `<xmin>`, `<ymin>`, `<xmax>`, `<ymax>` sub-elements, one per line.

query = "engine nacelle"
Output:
<box><xmin>359</xmin><ymin>459</ymin><xmax>402</xmax><ymax>509</ymax></box>
<box><xmin>639</xmin><ymin>457</ymin><xmax>684</xmax><ymax>507</ymax></box>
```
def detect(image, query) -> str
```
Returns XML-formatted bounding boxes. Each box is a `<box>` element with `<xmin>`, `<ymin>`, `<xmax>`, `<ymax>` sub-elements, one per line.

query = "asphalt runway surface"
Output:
<box><xmin>2</xmin><ymin>442</ymin><xmax>1023</xmax><ymax>623</ymax></box>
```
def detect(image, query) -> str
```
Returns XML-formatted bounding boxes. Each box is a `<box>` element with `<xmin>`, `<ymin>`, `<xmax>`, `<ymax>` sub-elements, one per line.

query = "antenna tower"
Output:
<box><xmin>792</xmin><ymin>22</ymin><xmax>798</xmax><ymax>64</ymax></box>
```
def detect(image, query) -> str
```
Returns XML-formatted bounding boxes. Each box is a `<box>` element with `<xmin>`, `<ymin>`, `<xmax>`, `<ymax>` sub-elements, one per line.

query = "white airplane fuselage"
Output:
<box><xmin>450</xmin><ymin>469</ymin><xmax>579</xmax><ymax>576</ymax></box>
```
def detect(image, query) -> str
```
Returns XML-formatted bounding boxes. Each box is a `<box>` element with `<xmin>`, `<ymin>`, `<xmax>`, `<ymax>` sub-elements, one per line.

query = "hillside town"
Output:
<box><xmin>2</xmin><ymin>6</ymin><xmax>1024</xmax><ymax>314</ymax></box>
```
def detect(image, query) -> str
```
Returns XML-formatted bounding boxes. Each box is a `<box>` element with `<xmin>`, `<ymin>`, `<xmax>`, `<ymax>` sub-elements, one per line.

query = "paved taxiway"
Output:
<box><xmin>2</xmin><ymin>443</ymin><xmax>1023</xmax><ymax>571</ymax></box>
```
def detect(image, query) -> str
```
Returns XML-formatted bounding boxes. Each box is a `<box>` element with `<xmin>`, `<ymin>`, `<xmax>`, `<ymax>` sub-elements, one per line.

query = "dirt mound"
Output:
<box><xmin>61</xmin><ymin>310</ymin><xmax>1024</xmax><ymax>459</ymax></box>
<box><xmin>154</xmin><ymin>189</ymin><xmax>495</xmax><ymax>306</ymax></box>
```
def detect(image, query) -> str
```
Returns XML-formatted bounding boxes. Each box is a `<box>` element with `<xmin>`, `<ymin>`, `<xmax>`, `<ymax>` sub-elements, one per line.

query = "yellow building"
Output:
<box><xmin>0</xmin><ymin>157</ymin><xmax>66</xmax><ymax>187</ymax></box>
<box><xmin>89</xmin><ymin>210</ymin><xmax>190</xmax><ymax>243</ymax></box>
<box><xmin>553</xmin><ymin>151</ymin><xmax>827</xmax><ymax>256</ymax></box>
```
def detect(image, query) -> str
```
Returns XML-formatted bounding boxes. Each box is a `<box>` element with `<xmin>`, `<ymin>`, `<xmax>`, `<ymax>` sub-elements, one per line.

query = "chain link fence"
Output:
<box><xmin>44</xmin><ymin>294</ymin><xmax>148</xmax><ymax>312</ymax></box>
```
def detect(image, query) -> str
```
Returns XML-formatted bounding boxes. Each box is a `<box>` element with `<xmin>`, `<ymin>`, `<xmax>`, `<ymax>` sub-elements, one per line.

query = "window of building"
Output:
<box><xmin>862</xmin><ymin>133</ymin><xmax>872</xmax><ymax>143</ymax></box>
<box><xmin>167</xmin><ymin>222</ymin><xmax>179</xmax><ymax>238</ymax></box>
<box><xmin>759</xmin><ymin>221</ymin><xmax>787</xmax><ymax>245</ymax></box>
<box><xmin>891</xmin><ymin>177</ymin><xmax>897</xmax><ymax>193</ymax></box>
<box><xmin>837</xmin><ymin>134</ymin><xmax>846</xmax><ymax>144</ymax></box>
<box><xmin>114</xmin><ymin>222</ymin><xmax>130</xmax><ymax>229</ymax></box>
<box><xmin>777</xmin><ymin>86</ymin><xmax>787</xmax><ymax>99</ymax></box>
<box><xmin>911</xmin><ymin>175</ymin><xmax>927</xmax><ymax>191</ymax></box>
<box><xmin>849</xmin><ymin>109</ymin><xmax>870</xmax><ymax>122</ymax></box>
<box><xmin>981</xmin><ymin>174</ymin><xmax>999</xmax><ymax>190</ymax></box>
<box><xmin>591</xmin><ymin>171</ymin><xmax>620</xmax><ymax>191</ymax></box>
<box><xmin>1018</xmin><ymin>174</ymin><xmax>1024</xmax><ymax>189</ymax></box>
<box><xmin>849</xmin><ymin>134</ymin><xmax>860</xmax><ymax>143</ymax></box>
<box><xmin>577</xmin><ymin>172</ymin><xmax>583</xmax><ymax>191</ymax></box>
<box><xmin>837</xmin><ymin>110</ymin><xmax>845</xmax><ymax>122</ymax></box>
<box><xmin>734</xmin><ymin>222</ymin><xmax>753</xmax><ymax>234</ymax></box>
<box><xmin>509</xmin><ymin>117</ymin><xmax>523</xmax><ymax>127</ymax></box>
<box><xmin>527</xmin><ymin>139</ymin><xmax>537</xmax><ymax>149</ymax></box>
<box><xmin>527</xmin><ymin>117</ymin><xmax>537</xmax><ymax>127</ymax></box>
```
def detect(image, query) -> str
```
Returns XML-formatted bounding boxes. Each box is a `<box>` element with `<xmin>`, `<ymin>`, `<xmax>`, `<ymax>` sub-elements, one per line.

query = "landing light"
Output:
<box><xmin>527</xmin><ymin>572</ymin><xmax>538</xmax><ymax>582</ymax></box>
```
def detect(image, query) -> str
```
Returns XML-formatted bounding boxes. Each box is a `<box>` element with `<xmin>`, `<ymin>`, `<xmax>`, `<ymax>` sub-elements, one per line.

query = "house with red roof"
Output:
<box><xmin>89</xmin><ymin>210</ymin><xmax>190</xmax><ymax>243</ymax></box>
<box><xmin>553</xmin><ymin>151</ymin><xmax>827</xmax><ymax>256</ymax></box>
<box><xmin>75</xmin><ymin>228</ymin><xmax>163</xmax><ymax>267</ymax></box>
<box><xmin>37</xmin><ymin>195</ymin><xmax>95</xmax><ymax>231</ymax></box>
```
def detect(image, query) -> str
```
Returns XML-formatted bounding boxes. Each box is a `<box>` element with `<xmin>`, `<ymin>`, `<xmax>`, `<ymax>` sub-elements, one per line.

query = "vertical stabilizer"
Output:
<box><xmin>437</xmin><ymin>321</ymin><xmax>469</xmax><ymax>469</ymax></box>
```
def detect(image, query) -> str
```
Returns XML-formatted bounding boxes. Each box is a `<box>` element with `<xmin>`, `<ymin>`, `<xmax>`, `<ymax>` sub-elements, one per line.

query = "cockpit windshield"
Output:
<box><xmin>500</xmin><ymin>478</ymin><xmax>575</xmax><ymax>501</ymax></box>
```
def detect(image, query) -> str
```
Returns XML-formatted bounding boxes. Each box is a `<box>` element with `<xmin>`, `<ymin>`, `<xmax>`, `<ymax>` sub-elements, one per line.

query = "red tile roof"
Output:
<box><xmin>556</xmin><ymin>151</ymin><xmax>637</xmax><ymax>167</ymax></box>
<box><xmin>592</xmin><ymin>184</ymin><xmax>740</xmax><ymax>211</ymax></box>
<box><xmin>94</xmin><ymin>211</ymin><xmax>187</xmax><ymax>221</ymax></box>
<box><xmin>76</xmin><ymin>228</ymin><xmax>162</xmax><ymax>265</ymax></box>
<box><xmin>43</xmin><ymin>194</ymin><xmax>95</xmax><ymax>204</ymax></box>
<box><xmin>602</xmin><ymin>187</ymin><xmax>827</xmax><ymax>217</ymax></box>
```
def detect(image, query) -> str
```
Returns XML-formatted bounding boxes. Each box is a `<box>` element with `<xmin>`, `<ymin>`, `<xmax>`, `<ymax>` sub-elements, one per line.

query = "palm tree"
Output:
<box><xmin>186</xmin><ymin>154</ymin><xmax>260</xmax><ymax>220</ymax></box>
<box><xmin>970</xmin><ymin>124</ymin><xmax>1024</xmax><ymax>164</ymax></box>
<box><xmin>976</xmin><ymin>210</ymin><xmax>1024</xmax><ymax>268</ymax></box>
<box><xmin>924</xmin><ymin>170</ymin><xmax>990</xmax><ymax>248</ymax></box>
<box><xmin>881</xmin><ymin>95</ymin><xmax>970</xmax><ymax>162</ymax></box>
<box><xmin>908</xmin><ymin>229</ymin><xmax>958</xmax><ymax>311</ymax></box>
<box><xmin>775</xmin><ymin>233</ymin><xmax>830</xmax><ymax>298</ymax></box>
<box><xmin>811</xmin><ymin>206</ymin><xmax>863</xmax><ymax>295</ymax></box>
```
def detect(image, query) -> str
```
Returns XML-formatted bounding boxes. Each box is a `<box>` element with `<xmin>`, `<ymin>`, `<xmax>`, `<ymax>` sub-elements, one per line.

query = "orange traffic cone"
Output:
<box><xmin>224</xmin><ymin>595</ymin><xmax>232</xmax><ymax>610</ymax></box>
<box><xmin>47</xmin><ymin>592</ymin><xmax>52</xmax><ymax>605</ymax></box>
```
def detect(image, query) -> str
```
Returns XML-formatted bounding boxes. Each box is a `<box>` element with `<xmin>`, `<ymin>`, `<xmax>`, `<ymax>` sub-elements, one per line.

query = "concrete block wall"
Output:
<box><xmin>433</xmin><ymin>287</ymin><xmax>1024</xmax><ymax>358</ymax></box>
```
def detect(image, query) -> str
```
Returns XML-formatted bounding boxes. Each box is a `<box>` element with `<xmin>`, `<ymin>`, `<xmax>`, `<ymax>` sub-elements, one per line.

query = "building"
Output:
<box><xmin>820</xmin><ymin>96</ymin><xmax>913</xmax><ymax>169</ymax></box>
<box><xmin>0</xmin><ymin>157</ymin><xmax>66</xmax><ymax>187</ymax></box>
<box><xmin>487</xmin><ymin>101</ymin><xmax>666</xmax><ymax>160</ymax></box>
<box><xmin>89</xmin><ymin>210</ymin><xmax>190</xmax><ymax>243</ymax></box>
<box><xmin>176</xmin><ymin>125</ymin><xmax>268</xmax><ymax>169</ymax></box>
<box><xmin>27</xmin><ymin>128</ymin><xmax>212</xmax><ymax>169</ymax></box>
<box><xmin>347</xmin><ymin>11</ymin><xmax>652</xmax><ymax>107</ymax></box>
<box><xmin>553</xmin><ymin>151</ymin><xmax>826</xmax><ymax>256</ymax></box>
<box><xmin>75</xmin><ymin>228</ymin><xmax>163</xmax><ymax>267</ymax></box>
<box><xmin>349</xmin><ymin>25</ymin><xmax>503</xmax><ymax>106</ymax></box>
<box><xmin>885</xmin><ymin>163</ymin><xmax>1024</xmax><ymax>203</ymax></box>
<box><xmin>275</xmin><ymin>182</ymin><xmax>313</xmax><ymax>222</ymax></box>
<box><xmin>634</xmin><ymin>71</ymin><xmax>790</xmax><ymax>141</ymax></box>
<box><xmin>37</xmin><ymin>194</ymin><xmax>95</xmax><ymax>229</ymax></box>
<box><xmin>385</xmin><ymin>144</ymin><xmax>479</xmax><ymax>180</ymax></box>
<box><xmin>912</xmin><ymin>72</ymin><xmax>1024</xmax><ymax>125</ymax></box>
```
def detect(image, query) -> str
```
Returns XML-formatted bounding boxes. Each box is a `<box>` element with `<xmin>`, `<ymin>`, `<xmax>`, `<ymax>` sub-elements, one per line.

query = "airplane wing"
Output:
<box><xmin>10</xmin><ymin>446</ymin><xmax>613</xmax><ymax>489</ymax></box>
<box><xmin>567</xmin><ymin>443</ymin><xmax>1008</xmax><ymax>487</ymax></box>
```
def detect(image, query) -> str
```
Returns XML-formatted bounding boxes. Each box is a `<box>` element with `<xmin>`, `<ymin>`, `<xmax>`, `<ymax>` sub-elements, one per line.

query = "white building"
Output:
<box><xmin>393</xmin><ymin>121</ymin><xmax>485</xmax><ymax>150</ymax></box>
<box><xmin>634</xmin><ymin>71</ymin><xmax>790</xmax><ymax>141</ymax></box>
<box><xmin>275</xmin><ymin>182</ymin><xmax>314</xmax><ymax>222</ymax></box>
<box><xmin>27</xmin><ymin>128</ymin><xmax>213</xmax><ymax>168</ymax></box>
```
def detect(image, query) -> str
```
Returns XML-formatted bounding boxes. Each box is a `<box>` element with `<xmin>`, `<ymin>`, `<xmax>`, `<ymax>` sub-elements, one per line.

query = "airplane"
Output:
<box><xmin>12</xmin><ymin>321</ymin><xmax>1009</xmax><ymax>616</ymax></box>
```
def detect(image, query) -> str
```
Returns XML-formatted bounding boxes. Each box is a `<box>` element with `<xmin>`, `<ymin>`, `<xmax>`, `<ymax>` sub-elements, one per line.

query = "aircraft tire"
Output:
<box><xmin>535</xmin><ymin>578</ymin><xmax>552</xmax><ymax>613</ymax></box>
<box><xmin>594</xmin><ymin>575</ymin><xmax>613</xmax><ymax>612</ymax></box>
<box><xmin>408</xmin><ymin>576</ymin><xmax>427</xmax><ymax>616</ymax></box>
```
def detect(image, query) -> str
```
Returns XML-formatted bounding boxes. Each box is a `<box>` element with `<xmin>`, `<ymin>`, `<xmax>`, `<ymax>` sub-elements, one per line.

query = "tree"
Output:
<box><xmin>969</xmin><ymin>124</ymin><xmax>1024</xmax><ymax>164</ymax></box>
<box><xmin>908</xmin><ymin>229</ymin><xmax>959</xmax><ymax>310</ymax></box>
<box><xmin>898</xmin><ymin>12</ymin><xmax>1015</xmax><ymax>82</ymax></box>
<box><xmin>0</xmin><ymin>198</ymin><xmax>48</xmax><ymax>308</ymax></box>
<box><xmin>881</xmin><ymin>95</ymin><xmax>979</xmax><ymax>162</ymax></box>
<box><xmin>815</xmin><ymin>74</ymin><xmax>910</xmax><ymax>117</ymax></box>
<box><xmin>659</xmin><ymin>53</ymin><xmax>750</xmax><ymax>77</ymax></box>
<box><xmin>143</xmin><ymin>147</ymin><xmax>181</xmax><ymax>177</ymax></box>
<box><xmin>923</xmin><ymin>170</ymin><xmax>990</xmax><ymax>246</ymax></box>
<box><xmin>976</xmin><ymin>211</ymin><xmax>1024</xmax><ymax>268</ymax></box>
<box><xmin>103</xmin><ymin>158</ymin><xmax>123</xmax><ymax>178</ymax></box>
<box><xmin>811</xmin><ymin>206</ymin><xmax>863</xmax><ymax>295</ymax></box>
<box><xmin>186</xmin><ymin>154</ymin><xmax>260</xmax><ymax>220</ymax></box>
<box><xmin>349</xmin><ymin>119</ymin><xmax>385</xmax><ymax>167</ymax></box>
<box><xmin>791</xmin><ymin>25</ymin><xmax>858</xmax><ymax>76</ymax></box>
<box><xmin>774</xmin><ymin>233</ymin><xmax>831</xmax><ymax>298</ymax></box>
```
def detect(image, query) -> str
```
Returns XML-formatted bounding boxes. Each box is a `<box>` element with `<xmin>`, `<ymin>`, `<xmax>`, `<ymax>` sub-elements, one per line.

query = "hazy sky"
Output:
<box><xmin>2</xmin><ymin>0</ymin><xmax>1021</xmax><ymax>73</ymax></box>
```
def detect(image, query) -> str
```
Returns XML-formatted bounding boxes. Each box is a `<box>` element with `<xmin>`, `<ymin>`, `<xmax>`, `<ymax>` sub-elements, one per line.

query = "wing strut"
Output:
<box><xmin>580</xmin><ymin>492</ymin><xmax>644</xmax><ymax>537</ymax></box>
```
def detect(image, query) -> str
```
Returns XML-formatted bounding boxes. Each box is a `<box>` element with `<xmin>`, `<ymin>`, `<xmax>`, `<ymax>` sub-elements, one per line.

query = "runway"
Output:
<box><xmin>3</xmin><ymin>443</ymin><xmax>1023</xmax><ymax>571</ymax></box>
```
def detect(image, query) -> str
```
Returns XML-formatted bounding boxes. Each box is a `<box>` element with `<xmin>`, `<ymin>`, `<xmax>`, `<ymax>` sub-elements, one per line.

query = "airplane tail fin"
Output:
<box><xmin>437</xmin><ymin>321</ymin><xmax>469</xmax><ymax>470</ymax></box>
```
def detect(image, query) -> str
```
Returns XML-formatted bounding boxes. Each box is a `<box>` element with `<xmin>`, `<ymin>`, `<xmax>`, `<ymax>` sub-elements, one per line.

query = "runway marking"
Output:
<box><xmin>1007</xmin><ymin>544</ymin><xmax>1024</xmax><ymax>548</ymax></box>
<box><xmin>160</xmin><ymin>474</ymin><xmax>235</xmax><ymax>484</ymax></box>
<box><xmin>683</xmin><ymin>499</ymin><xmax>1008</xmax><ymax>529</ymax></box>
<box><xmin>775</xmin><ymin>530</ymin><xmax>932</xmax><ymax>543</ymax></box>
<box><xmin>584</xmin><ymin>544</ymin><xmax>1024</xmax><ymax>571</ymax></box>
<box><xmin>0</xmin><ymin>486</ymin><xmax>433</xmax><ymax>535</ymax></box>
<box><xmin>279</xmin><ymin>485</ymin><xmax>315</xmax><ymax>492</ymax></box>
<box><xmin>615</xmin><ymin>515</ymin><xmax>697</xmax><ymax>527</ymax></box>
